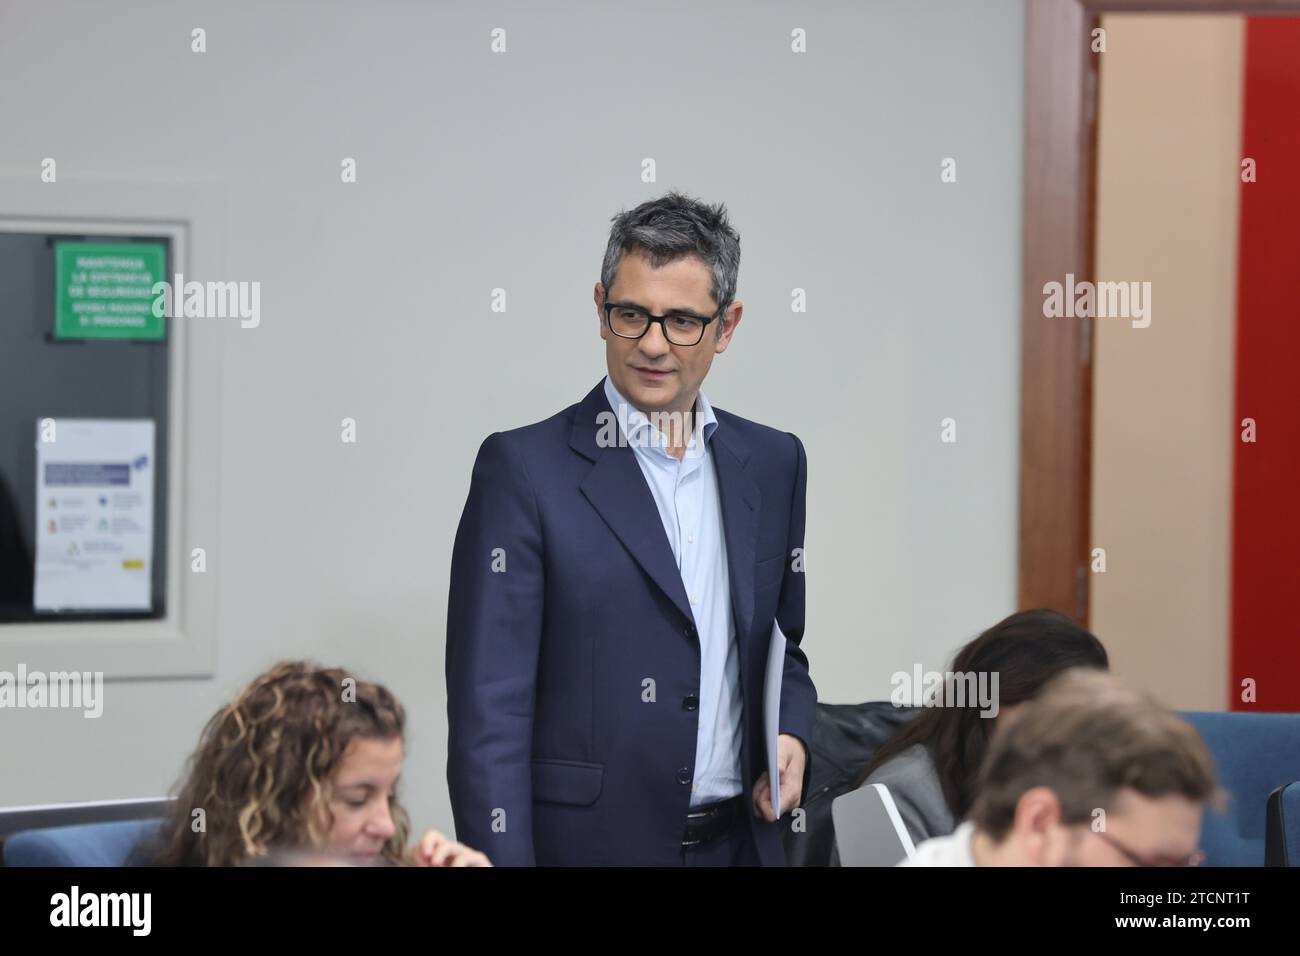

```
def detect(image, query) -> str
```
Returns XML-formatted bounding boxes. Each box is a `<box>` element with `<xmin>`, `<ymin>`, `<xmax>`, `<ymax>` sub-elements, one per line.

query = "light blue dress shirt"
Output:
<box><xmin>603</xmin><ymin>375</ymin><xmax>744</xmax><ymax>807</ymax></box>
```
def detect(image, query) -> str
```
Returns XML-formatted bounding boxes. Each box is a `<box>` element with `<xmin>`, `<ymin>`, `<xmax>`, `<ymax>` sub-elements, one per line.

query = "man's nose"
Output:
<box><xmin>638</xmin><ymin>321</ymin><xmax>672</xmax><ymax>358</ymax></box>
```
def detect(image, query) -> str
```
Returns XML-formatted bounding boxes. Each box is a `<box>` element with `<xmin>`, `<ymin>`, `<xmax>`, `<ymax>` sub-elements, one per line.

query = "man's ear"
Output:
<box><xmin>715</xmin><ymin>301</ymin><xmax>743</xmax><ymax>353</ymax></box>
<box><xmin>595</xmin><ymin>282</ymin><xmax>607</xmax><ymax>338</ymax></box>
<box><xmin>1012</xmin><ymin>786</ymin><xmax>1067</xmax><ymax>866</ymax></box>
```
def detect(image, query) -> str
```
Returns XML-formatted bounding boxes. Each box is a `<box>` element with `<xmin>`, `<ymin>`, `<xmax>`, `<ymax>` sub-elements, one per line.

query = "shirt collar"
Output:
<box><xmin>955</xmin><ymin>821</ymin><xmax>978</xmax><ymax>866</ymax></box>
<box><xmin>602</xmin><ymin>374</ymin><xmax>717</xmax><ymax>456</ymax></box>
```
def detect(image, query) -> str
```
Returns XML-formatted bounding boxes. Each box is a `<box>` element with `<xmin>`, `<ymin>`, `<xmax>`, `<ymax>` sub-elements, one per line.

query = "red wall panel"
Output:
<box><xmin>1230</xmin><ymin>18</ymin><xmax>1300</xmax><ymax>711</ymax></box>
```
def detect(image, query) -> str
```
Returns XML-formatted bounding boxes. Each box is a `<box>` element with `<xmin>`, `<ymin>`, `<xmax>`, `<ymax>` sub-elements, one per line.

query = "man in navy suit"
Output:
<box><xmin>446</xmin><ymin>192</ymin><xmax>816</xmax><ymax>866</ymax></box>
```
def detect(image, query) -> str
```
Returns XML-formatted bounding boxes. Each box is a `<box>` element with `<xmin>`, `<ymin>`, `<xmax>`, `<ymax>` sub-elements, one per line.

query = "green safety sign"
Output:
<box><xmin>54</xmin><ymin>241</ymin><xmax>167</xmax><ymax>340</ymax></box>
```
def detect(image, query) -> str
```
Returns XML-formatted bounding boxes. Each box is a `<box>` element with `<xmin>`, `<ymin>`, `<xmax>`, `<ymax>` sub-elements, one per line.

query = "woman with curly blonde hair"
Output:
<box><xmin>149</xmin><ymin>660</ymin><xmax>489</xmax><ymax>867</ymax></box>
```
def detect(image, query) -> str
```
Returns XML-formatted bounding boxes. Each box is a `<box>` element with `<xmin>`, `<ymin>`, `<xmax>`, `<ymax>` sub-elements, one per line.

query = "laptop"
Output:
<box><xmin>831</xmin><ymin>783</ymin><xmax>916</xmax><ymax>866</ymax></box>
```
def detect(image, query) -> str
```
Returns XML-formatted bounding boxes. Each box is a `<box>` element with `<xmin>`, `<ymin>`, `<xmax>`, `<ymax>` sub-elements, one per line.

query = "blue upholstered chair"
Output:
<box><xmin>1179</xmin><ymin>711</ymin><xmax>1300</xmax><ymax>866</ymax></box>
<box><xmin>3</xmin><ymin>818</ymin><xmax>163</xmax><ymax>867</ymax></box>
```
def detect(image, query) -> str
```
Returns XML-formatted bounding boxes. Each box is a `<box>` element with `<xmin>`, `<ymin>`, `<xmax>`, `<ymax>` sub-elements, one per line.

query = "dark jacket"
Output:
<box><xmin>446</xmin><ymin>379</ymin><xmax>817</xmax><ymax>866</ymax></box>
<box><xmin>781</xmin><ymin>702</ymin><xmax>920</xmax><ymax>866</ymax></box>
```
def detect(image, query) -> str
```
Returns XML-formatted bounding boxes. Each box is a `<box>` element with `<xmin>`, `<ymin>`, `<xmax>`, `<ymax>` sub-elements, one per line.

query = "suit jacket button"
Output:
<box><xmin>684</xmin><ymin>624</ymin><xmax>696</xmax><ymax>639</ymax></box>
<box><xmin>677</xmin><ymin>767</ymin><xmax>692</xmax><ymax>785</ymax></box>
<box><xmin>683</xmin><ymin>695</ymin><xmax>698</xmax><ymax>711</ymax></box>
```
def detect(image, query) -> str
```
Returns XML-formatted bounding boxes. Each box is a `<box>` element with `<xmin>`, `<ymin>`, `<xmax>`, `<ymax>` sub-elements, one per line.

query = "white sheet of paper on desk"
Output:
<box><xmin>764</xmin><ymin>619</ymin><xmax>786</xmax><ymax>818</ymax></box>
<box><xmin>33</xmin><ymin>418</ymin><xmax>155</xmax><ymax>611</ymax></box>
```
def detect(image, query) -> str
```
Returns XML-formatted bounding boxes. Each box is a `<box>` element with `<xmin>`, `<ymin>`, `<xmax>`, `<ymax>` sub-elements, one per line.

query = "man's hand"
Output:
<box><xmin>409</xmin><ymin>829</ymin><xmax>493</xmax><ymax>867</ymax></box>
<box><xmin>751</xmin><ymin>734</ymin><xmax>807</xmax><ymax>822</ymax></box>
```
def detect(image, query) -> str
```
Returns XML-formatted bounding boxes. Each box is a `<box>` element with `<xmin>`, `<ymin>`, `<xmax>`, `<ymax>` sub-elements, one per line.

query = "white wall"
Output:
<box><xmin>0</xmin><ymin>0</ymin><xmax>1025</xmax><ymax>834</ymax></box>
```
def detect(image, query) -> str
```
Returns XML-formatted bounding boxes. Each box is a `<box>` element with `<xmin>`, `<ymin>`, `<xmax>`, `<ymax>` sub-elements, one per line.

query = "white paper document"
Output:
<box><xmin>764</xmin><ymin>619</ymin><xmax>786</xmax><ymax>817</ymax></box>
<box><xmin>33</xmin><ymin>418</ymin><xmax>156</xmax><ymax>611</ymax></box>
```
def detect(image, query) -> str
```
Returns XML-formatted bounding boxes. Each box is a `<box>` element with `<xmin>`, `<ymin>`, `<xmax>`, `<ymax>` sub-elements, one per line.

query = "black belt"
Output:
<box><xmin>682</xmin><ymin>795</ymin><xmax>744</xmax><ymax>847</ymax></box>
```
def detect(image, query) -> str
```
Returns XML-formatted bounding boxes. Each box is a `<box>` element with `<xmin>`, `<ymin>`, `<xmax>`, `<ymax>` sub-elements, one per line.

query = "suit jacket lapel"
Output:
<box><xmin>572</xmin><ymin>382</ymin><xmax>695</xmax><ymax>625</ymax></box>
<box><xmin>711</xmin><ymin>426</ymin><xmax>760</xmax><ymax>644</ymax></box>
<box><xmin>570</xmin><ymin>380</ymin><xmax>762</xmax><ymax>643</ymax></box>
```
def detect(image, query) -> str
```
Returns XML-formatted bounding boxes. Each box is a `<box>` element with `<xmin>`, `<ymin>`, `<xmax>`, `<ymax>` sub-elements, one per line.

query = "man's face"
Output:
<box><xmin>1007</xmin><ymin>786</ymin><xmax>1204</xmax><ymax>867</ymax></box>
<box><xmin>594</xmin><ymin>248</ymin><xmax>741</xmax><ymax>415</ymax></box>
<box><xmin>1060</xmin><ymin>790</ymin><xmax>1204</xmax><ymax>867</ymax></box>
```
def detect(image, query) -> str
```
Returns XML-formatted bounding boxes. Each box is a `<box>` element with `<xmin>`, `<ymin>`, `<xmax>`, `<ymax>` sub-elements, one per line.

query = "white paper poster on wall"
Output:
<box><xmin>33</xmin><ymin>419</ymin><xmax>155</xmax><ymax>611</ymax></box>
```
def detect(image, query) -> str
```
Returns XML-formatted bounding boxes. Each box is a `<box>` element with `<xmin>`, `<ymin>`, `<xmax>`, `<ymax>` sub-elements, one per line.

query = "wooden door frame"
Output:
<box><xmin>1017</xmin><ymin>0</ymin><xmax>1300</xmax><ymax>623</ymax></box>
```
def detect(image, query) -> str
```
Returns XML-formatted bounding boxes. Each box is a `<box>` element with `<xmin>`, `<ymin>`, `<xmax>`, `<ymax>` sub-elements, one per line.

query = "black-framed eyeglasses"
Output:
<box><xmin>1091</xmin><ymin>829</ymin><xmax>1204</xmax><ymax>867</ymax></box>
<box><xmin>603</xmin><ymin>301</ymin><xmax>722</xmax><ymax>347</ymax></box>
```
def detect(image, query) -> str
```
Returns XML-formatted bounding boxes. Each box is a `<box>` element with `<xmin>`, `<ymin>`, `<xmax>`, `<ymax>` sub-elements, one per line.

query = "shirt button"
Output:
<box><xmin>677</xmin><ymin>767</ymin><xmax>692</xmax><ymax>785</ymax></box>
<box><xmin>687</xmin><ymin>534</ymin><xmax>695</xmax><ymax>544</ymax></box>
<box><xmin>683</xmin><ymin>695</ymin><xmax>698</xmax><ymax>711</ymax></box>
<box><xmin>690</xmin><ymin>594</ymin><xmax>698</xmax><ymax>605</ymax></box>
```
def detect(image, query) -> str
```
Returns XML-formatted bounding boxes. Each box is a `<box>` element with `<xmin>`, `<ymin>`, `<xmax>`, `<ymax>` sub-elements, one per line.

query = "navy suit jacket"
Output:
<box><xmin>445</xmin><ymin>380</ymin><xmax>817</xmax><ymax>866</ymax></box>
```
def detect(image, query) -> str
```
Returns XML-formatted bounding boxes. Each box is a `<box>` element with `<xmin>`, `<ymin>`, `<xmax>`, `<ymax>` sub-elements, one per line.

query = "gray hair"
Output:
<box><xmin>600</xmin><ymin>192</ymin><xmax>741</xmax><ymax>332</ymax></box>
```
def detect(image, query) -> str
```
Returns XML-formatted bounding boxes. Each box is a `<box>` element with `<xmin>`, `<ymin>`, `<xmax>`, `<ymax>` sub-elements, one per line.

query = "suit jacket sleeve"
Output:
<box><xmin>776</xmin><ymin>431</ymin><xmax>817</xmax><ymax>805</ymax></box>
<box><xmin>445</xmin><ymin>432</ymin><xmax>544</xmax><ymax>866</ymax></box>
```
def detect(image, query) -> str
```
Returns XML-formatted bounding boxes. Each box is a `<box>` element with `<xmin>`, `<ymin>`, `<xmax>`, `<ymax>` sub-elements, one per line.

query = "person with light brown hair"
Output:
<box><xmin>149</xmin><ymin>660</ymin><xmax>490</xmax><ymax>867</ymax></box>
<box><xmin>901</xmin><ymin>668</ymin><xmax>1219</xmax><ymax>867</ymax></box>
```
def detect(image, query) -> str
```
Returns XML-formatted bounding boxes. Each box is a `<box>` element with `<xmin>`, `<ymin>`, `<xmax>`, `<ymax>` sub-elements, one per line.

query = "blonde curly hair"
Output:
<box><xmin>149</xmin><ymin>661</ymin><xmax>411</xmax><ymax>866</ymax></box>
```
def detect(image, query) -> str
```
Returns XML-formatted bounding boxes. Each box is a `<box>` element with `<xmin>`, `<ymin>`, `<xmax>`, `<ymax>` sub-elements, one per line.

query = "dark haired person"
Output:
<box><xmin>446</xmin><ymin>192</ymin><xmax>816</xmax><ymax>866</ymax></box>
<box><xmin>902</xmin><ymin>668</ymin><xmax>1218</xmax><ymax>866</ymax></box>
<box><xmin>150</xmin><ymin>661</ymin><xmax>489</xmax><ymax>867</ymax></box>
<box><xmin>832</xmin><ymin>609</ymin><xmax>1107</xmax><ymax>864</ymax></box>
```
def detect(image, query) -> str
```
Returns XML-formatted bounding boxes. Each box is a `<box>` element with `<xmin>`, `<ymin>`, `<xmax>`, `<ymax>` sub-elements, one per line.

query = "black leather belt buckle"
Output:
<box><xmin>682</xmin><ymin>796</ymin><xmax>740</xmax><ymax>847</ymax></box>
